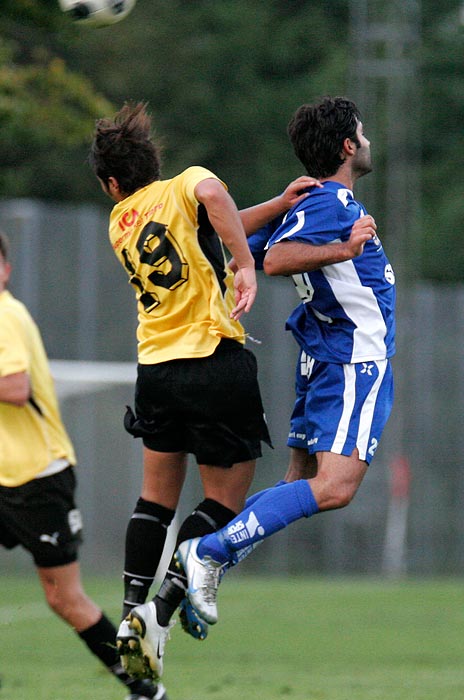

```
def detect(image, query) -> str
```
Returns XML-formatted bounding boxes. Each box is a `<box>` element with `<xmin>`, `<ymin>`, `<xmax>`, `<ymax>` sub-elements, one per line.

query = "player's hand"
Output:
<box><xmin>279</xmin><ymin>175</ymin><xmax>322</xmax><ymax>210</ymax></box>
<box><xmin>230</xmin><ymin>265</ymin><xmax>257</xmax><ymax>320</ymax></box>
<box><xmin>346</xmin><ymin>215</ymin><xmax>377</xmax><ymax>258</ymax></box>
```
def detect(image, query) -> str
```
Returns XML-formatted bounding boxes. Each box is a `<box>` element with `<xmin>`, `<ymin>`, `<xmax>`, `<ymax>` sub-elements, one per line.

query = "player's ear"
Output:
<box><xmin>100</xmin><ymin>176</ymin><xmax>124</xmax><ymax>201</ymax></box>
<box><xmin>107</xmin><ymin>176</ymin><xmax>119</xmax><ymax>193</ymax></box>
<box><xmin>342</xmin><ymin>137</ymin><xmax>357</xmax><ymax>157</ymax></box>
<box><xmin>0</xmin><ymin>260</ymin><xmax>11</xmax><ymax>288</ymax></box>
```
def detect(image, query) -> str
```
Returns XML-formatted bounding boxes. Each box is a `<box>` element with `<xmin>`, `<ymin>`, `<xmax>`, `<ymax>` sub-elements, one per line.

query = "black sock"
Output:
<box><xmin>78</xmin><ymin>613</ymin><xmax>118</xmax><ymax>669</ymax></box>
<box><xmin>112</xmin><ymin>663</ymin><xmax>161</xmax><ymax>699</ymax></box>
<box><xmin>114</xmin><ymin>670</ymin><xmax>161</xmax><ymax>699</ymax></box>
<box><xmin>122</xmin><ymin>497</ymin><xmax>175</xmax><ymax>619</ymax></box>
<box><xmin>78</xmin><ymin>613</ymin><xmax>159</xmax><ymax>698</ymax></box>
<box><xmin>154</xmin><ymin>498</ymin><xmax>236</xmax><ymax>625</ymax></box>
<box><xmin>175</xmin><ymin>498</ymin><xmax>238</xmax><ymax>547</ymax></box>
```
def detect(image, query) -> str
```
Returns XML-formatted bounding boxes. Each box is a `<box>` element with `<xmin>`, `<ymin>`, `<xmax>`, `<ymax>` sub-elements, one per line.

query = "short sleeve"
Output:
<box><xmin>181</xmin><ymin>166</ymin><xmax>227</xmax><ymax>204</ymax></box>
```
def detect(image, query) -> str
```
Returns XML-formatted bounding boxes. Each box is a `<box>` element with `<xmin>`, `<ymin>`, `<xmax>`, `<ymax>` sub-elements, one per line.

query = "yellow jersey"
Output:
<box><xmin>0</xmin><ymin>290</ymin><xmax>76</xmax><ymax>486</ymax></box>
<box><xmin>108</xmin><ymin>166</ymin><xmax>246</xmax><ymax>364</ymax></box>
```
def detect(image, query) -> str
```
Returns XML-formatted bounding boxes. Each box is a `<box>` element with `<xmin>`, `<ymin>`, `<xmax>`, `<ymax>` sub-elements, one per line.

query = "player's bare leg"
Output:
<box><xmin>309</xmin><ymin>449</ymin><xmax>368</xmax><ymax>511</ymax></box>
<box><xmin>120</xmin><ymin>455</ymin><xmax>256</xmax><ymax>678</ymax></box>
<box><xmin>117</xmin><ymin>449</ymin><xmax>186</xmax><ymax>681</ymax></box>
<box><xmin>199</xmin><ymin>459</ymin><xmax>256</xmax><ymax>513</ymax></box>
<box><xmin>283</xmin><ymin>447</ymin><xmax>317</xmax><ymax>482</ymax></box>
<box><xmin>37</xmin><ymin>561</ymin><xmax>101</xmax><ymax>630</ymax></box>
<box><xmin>178</xmin><ymin>449</ymin><xmax>368</xmax><ymax>623</ymax></box>
<box><xmin>38</xmin><ymin>563</ymin><xmax>166</xmax><ymax>699</ymax></box>
<box><xmin>141</xmin><ymin>449</ymin><xmax>188</xmax><ymax>509</ymax></box>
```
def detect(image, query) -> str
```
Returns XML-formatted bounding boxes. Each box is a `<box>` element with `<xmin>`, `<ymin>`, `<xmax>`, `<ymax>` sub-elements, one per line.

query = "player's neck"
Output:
<box><xmin>323</xmin><ymin>162</ymin><xmax>356</xmax><ymax>191</ymax></box>
<box><xmin>323</xmin><ymin>174</ymin><xmax>355</xmax><ymax>191</ymax></box>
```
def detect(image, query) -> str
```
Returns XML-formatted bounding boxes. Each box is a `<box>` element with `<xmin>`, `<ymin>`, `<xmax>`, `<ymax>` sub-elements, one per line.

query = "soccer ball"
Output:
<box><xmin>58</xmin><ymin>0</ymin><xmax>136</xmax><ymax>27</ymax></box>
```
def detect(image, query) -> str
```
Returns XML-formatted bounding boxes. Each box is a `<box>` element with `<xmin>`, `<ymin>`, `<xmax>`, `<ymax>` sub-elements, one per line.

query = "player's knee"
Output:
<box><xmin>44</xmin><ymin>586</ymin><xmax>66</xmax><ymax>616</ymax></box>
<box><xmin>336</xmin><ymin>474</ymin><xmax>364</xmax><ymax>508</ymax></box>
<box><xmin>333</xmin><ymin>486</ymin><xmax>355</xmax><ymax>509</ymax></box>
<box><xmin>43</xmin><ymin>583</ymin><xmax>77</xmax><ymax>621</ymax></box>
<box><xmin>321</xmin><ymin>481</ymin><xmax>358</xmax><ymax>510</ymax></box>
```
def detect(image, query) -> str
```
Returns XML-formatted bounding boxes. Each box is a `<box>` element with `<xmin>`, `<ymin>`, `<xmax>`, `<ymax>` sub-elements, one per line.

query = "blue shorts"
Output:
<box><xmin>287</xmin><ymin>351</ymin><xmax>394</xmax><ymax>464</ymax></box>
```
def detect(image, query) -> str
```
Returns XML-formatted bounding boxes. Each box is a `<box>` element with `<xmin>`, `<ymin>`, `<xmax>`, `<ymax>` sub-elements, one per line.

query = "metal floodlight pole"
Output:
<box><xmin>349</xmin><ymin>0</ymin><xmax>421</xmax><ymax>576</ymax></box>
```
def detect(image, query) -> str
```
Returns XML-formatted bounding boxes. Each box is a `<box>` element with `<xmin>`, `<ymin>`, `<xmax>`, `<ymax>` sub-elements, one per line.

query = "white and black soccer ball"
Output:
<box><xmin>58</xmin><ymin>0</ymin><xmax>136</xmax><ymax>27</ymax></box>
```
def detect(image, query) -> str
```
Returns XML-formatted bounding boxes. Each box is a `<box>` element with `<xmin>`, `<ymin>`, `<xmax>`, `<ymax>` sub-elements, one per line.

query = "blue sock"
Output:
<box><xmin>244</xmin><ymin>479</ymin><xmax>287</xmax><ymax>509</ymax></box>
<box><xmin>219</xmin><ymin>480</ymin><xmax>288</xmax><ymax>569</ymax></box>
<box><xmin>198</xmin><ymin>480</ymin><xmax>319</xmax><ymax>565</ymax></box>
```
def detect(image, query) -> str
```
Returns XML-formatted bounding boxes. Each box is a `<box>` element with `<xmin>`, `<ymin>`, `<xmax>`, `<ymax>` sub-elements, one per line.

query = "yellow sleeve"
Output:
<box><xmin>181</xmin><ymin>166</ymin><xmax>228</xmax><ymax>204</ymax></box>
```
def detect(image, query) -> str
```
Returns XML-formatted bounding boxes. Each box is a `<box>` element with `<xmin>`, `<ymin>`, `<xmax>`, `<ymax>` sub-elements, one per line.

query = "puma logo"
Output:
<box><xmin>39</xmin><ymin>532</ymin><xmax>60</xmax><ymax>547</ymax></box>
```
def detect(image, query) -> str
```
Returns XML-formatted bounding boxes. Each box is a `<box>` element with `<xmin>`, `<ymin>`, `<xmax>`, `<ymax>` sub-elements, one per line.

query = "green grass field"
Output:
<box><xmin>1</xmin><ymin>574</ymin><xmax>464</xmax><ymax>700</ymax></box>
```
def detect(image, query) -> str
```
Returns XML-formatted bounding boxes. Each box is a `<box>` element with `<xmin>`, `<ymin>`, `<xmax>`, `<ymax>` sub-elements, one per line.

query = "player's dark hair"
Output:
<box><xmin>89</xmin><ymin>102</ymin><xmax>162</xmax><ymax>195</ymax></box>
<box><xmin>287</xmin><ymin>97</ymin><xmax>361</xmax><ymax>178</ymax></box>
<box><xmin>0</xmin><ymin>231</ymin><xmax>10</xmax><ymax>262</ymax></box>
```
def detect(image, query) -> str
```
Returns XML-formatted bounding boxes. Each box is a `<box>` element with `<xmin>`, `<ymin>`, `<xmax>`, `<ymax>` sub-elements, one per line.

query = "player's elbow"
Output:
<box><xmin>10</xmin><ymin>389</ymin><xmax>30</xmax><ymax>406</ymax></box>
<box><xmin>15</xmin><ymin>376</ymin><xmax>31</xmax><ymax>405</ymax></box>
<box><xmin>332</xmin><ymin>488</ymin><xmax>356</xmax><ymax>510</ymax></box>
<box><xmin>263</xmin><ymin>252</ymin><xmax>281</xmax><ymax>276</ymax></box>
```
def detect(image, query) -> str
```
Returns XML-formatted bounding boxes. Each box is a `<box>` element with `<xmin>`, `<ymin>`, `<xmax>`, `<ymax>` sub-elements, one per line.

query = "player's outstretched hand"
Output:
<box><xmin>279</xmin><ymin>175</ymin><xmax>323</xmax><ymax>210</ymax></box>
<box><xmin>230</xmin><ymin>265</ymin><xmax>257</xmax><ymax>320</ymax></box>
<box><xmin>347</xmin><ymin>215</ymin><xmax>377</xmax><ymax>257</ymax></box>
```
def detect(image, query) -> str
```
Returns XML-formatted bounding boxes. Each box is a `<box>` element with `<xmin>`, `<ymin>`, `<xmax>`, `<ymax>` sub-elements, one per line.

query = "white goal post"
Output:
<box><xmin>49</xmin><ymin>358</ymin><xmax>177</xmax><ymax>579</ymax></box>
<box><xmin>50</xmin><ymin>359</ymin><xmax>137</xmax><ymax>398</ymax></box>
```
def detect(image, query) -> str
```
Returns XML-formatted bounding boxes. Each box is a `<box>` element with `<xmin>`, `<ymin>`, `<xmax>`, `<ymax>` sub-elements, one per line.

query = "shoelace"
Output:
<box><xmin>201</xmin><ymin>562</ymin><xmax>223</xmax><ymax>603</ymax></box>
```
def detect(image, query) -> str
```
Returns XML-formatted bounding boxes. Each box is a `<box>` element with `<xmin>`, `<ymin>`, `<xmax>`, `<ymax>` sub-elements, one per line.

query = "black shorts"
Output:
<box><xmin>0</xmin><ymin>466</ymin><xmax>83</xmax><ymax>568</ymax></box>
<box><xmin>124</xmin><ymin>339</ymin><xmax>272</xmax><ymax>468</ymax></box>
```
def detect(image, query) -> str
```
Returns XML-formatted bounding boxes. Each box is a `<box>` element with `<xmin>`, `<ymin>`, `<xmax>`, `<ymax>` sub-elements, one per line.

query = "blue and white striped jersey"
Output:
<box><xmin>249</xmin><ymin>181</ymin><xmax>396</xmax><ymax>364</ymax></box>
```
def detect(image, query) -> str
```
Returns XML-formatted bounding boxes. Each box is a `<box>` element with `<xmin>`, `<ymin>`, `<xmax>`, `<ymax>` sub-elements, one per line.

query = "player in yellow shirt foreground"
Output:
<box><xmin>89</xmin><ymin>101</ymin><xmax>319</xmax><ymax>681</ymax></box>
<box><xmin>0</xmin><ymin>231</ymin><xmax>166</xmax><ymax>700</ymax></box>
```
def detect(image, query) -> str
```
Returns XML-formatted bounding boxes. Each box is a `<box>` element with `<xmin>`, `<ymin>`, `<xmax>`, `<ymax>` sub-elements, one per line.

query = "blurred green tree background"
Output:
<box><xmin>0</xmin><ymin>0</ymin><xmax>463</xmax><ymax>280</ymax></box>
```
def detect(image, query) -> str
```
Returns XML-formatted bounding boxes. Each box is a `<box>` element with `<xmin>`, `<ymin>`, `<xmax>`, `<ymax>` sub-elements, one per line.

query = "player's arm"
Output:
<box><xmin>195</xmin><ymin>178</ymin><xmax>257</xmax><ymax>320</ymax></box>
<box><xmin>0</xmin><ymin>370</ymin><xmax>30</xmax><ymax>406</ymax></box>
<box><xmin>264</xmin><ymin>214</ymin><xmax>377</xmax><ymax>276</ymax></box>
<box><xmin>239</xmin><ymin>176</ymin><xmax>322</xmax><ymax>235</ymax></box>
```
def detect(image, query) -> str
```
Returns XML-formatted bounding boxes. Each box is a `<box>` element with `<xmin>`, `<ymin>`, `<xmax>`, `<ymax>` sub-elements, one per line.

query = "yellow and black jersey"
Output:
<box><xmin>0</xmin><ymin>291</ymin><xmax>76</xmax><ymax>486</ymax></box>
<box><xmin>108</xmin><ymin>166</ymin><xmax>246</xmax><ymax>364</ymax></box>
